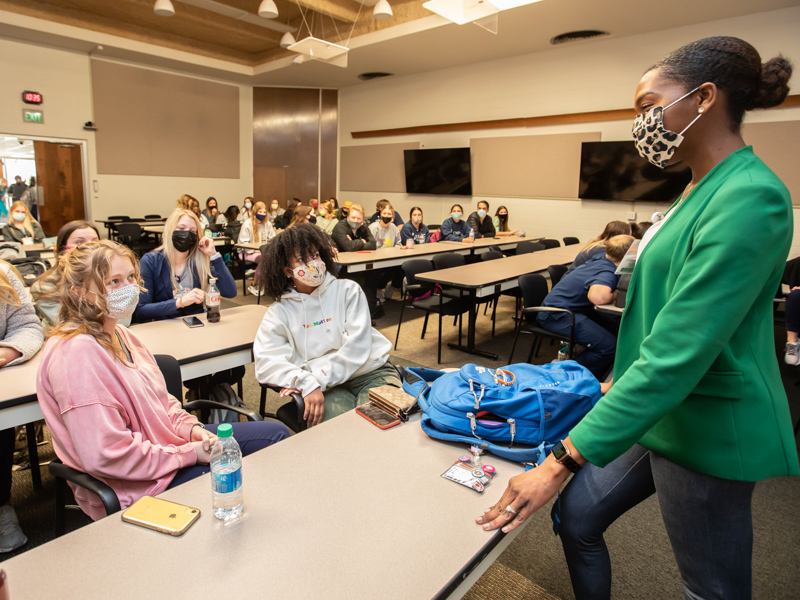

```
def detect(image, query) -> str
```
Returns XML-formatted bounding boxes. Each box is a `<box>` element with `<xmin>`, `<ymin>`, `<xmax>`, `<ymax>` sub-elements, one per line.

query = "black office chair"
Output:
<box><xmin>144</xmin><ymin>214</ymin><xmax>162</xmax><ymax>220</ymax></box>
<box><xmin>541</xmin><ymin>239</ymin><xmax>561</xmax><ymax>249</ymax></box>
<box><xmin>428</xmin><ymin>224</ymin><xmax>441</xmax><ymax>231</ymax></box>
<box><xmin>508</xmin><ymin>273</ymin><xmax>577</xmax><ymax>364</ymax></box>
<box><xmin>563</xmin><ymin>237</ymin><xmax>580</xmax><ymax>246</ymax></box>
<box><xmin>114</xmin><ymin>223</ymin><xmax>157</xmax><ymax>258</ymax></box>
<box><xmin>547</xmin><ymin>264</ymin><xmax>569</xmax><ymax>287</ymax></box>
<box><xmin>49</xmin><ymin>354</ymin><xmax>262</xmax><ymax>536</ymax></box>
<box><xmin>394</xmin><ymin>259</ymin><xmax>469</xmax><ymax>363</ymax></box>
<box><xmin>515</xmin><ymin>241</ymin><xmax>546</xmax><ymax>255</ymax></box>
<box><xmin>107</xmin><ymin>215</ymin><xmax>131</xmax><ymax>221</ymax></box>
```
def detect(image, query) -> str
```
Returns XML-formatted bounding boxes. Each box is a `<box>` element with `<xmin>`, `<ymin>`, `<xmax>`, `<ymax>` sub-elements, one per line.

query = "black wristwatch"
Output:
<box><xmin>551</xmin><ymin>440</ymin><xmax>582</xmax><ymax>473</ymax></box>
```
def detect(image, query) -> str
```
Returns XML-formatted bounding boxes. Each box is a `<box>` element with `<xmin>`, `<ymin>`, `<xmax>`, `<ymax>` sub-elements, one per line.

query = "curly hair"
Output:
<box><xmin>650</xmin><ymin>36</ymin><xmax>792</xmax><ymax>131</ymax></box>
<box><xmin>258</xmin><ymin>224</ymin><xmax>338</xmax><ymax>300</ymax></box>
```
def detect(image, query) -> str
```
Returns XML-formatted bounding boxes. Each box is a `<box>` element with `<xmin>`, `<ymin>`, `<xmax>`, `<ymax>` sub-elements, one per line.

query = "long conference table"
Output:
<box><xmin>416</xmin><ymin>245</ymin><xmax>582</xmax><ymax>360</ymax></box>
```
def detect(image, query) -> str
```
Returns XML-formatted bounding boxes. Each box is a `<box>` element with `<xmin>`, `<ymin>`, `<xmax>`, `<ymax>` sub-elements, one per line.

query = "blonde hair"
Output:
<box><xmin>349</xmin><ymin>204</ymin><xmax>365</xmax><ymax>218</ymax></box>
<box><xmin>0</xmin><ymin>261</ymin><xmax>22</xmax><ymax>306</ymax></box>
<box><xmin>160</xmin><ymin>209</ymin><xmax>212</xmax><ymax>293</ymax></box>
<box><xmin>320</xmin><ymin>200</ymin><xmax>335</xmax><ymax>219</ymax></box>
<box><xmin>250</xmin><ymin>201</ymin><xmax>267</xmax><ymax>234</ymax></box>
<box><xmin>9</xmin><ymin>201</ymin><xmax>39</xmax><ymax>238</ymax></box>
<box><xmin>605</xmin><ymin>235</ymin><xmax>635</xmax><ymax>262</ymax></box>
<box><xmin>49</xmin><ymin>240</ymin><xmax>142</xmax><ymax>362</ymax></box>
<box><xmin>176</xmin><ymin>194</ymin><xmax>197</xmax><ymax>210</ymax></box>
<box><xmin>581</xmin><ymin>220</ymin><xmax>632</xmax><ymax>252</ymax></box>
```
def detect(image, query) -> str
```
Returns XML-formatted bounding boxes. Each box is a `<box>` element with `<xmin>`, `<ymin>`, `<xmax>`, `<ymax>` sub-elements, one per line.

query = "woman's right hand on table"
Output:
<box><xmin>177</xmin><ymin>288</ymin><xmax>205</xmax><ymax>308</ymax></box>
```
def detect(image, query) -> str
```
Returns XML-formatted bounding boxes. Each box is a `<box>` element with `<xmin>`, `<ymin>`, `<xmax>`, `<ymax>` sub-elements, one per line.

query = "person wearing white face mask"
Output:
<box><xmin>267</xmin><ymin>199</ymin><xmax>284</xmax><ymax>223</ymax></box>
<box><xmin>2</xmin><ymin>201</ymin><xmax>45</xmax><ymax>244</ymax></box>
<box><xmin>440</xmin><ymin>203</ymin><xmax>473</xmax><ymax>243</ymax></box>
<box><xmin>467</xmin><ymin>200</ymin><xmax>496</xmax><ymax>239</ymax></box>
<box><xmin>254</xmin><ymin>224</ymin><xmax>400</xmax><ymax>427</ymax></box>
<box><xmin>237</xmin><ymin>196</ymin><xmax>255</xmax><ymax>222</ymax></box>
<box><xmin>36</xmin><ymin>240</ymin><xmax>289</xmax><ymax>521</ymax></box>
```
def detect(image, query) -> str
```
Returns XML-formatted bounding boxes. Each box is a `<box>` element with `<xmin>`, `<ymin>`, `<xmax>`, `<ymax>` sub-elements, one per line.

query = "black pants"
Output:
<box><xmin>0</xmin><ymin>428</ymin><xmax>14</xmax><ymax>505</ymax></box>
<box><xmin>340</xmin><ymin>267</ymin><xmax>381</xmax><ymax>319</ymax></box>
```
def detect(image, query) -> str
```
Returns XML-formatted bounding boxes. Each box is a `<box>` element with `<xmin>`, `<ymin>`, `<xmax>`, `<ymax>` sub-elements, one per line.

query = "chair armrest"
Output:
<box><xmin>182</xmin><ymin>400</ymin><xmax>263</xmax><ymax>422</ymax></box>
<box><xmin>519</xmin><ymin>307</ymin><xmax>577</xmax><ymax>358</ymax></box>
<box><xmin>49</xmin><ymin>459</ymin><xmax>121</xmax><ymax>515</ymax></box>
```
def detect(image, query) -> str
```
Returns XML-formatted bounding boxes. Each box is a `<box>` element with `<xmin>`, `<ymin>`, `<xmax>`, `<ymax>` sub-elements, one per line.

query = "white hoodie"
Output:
<box><xmin>254</xmin><ymin>273</ymin><xmax>392</xmax><ymax>396</ymax></box>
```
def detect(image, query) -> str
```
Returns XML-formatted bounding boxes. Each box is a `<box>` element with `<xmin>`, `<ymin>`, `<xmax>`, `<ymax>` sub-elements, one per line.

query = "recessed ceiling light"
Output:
<box><xmin>358</xmin><ymin>72</ymin><xmax>394</xmax><ymax>81</ymax></box>
<box><xmin>550</xmin><ymin>30</ymin><xmax>610</xmax><ymax>45</ymax></box>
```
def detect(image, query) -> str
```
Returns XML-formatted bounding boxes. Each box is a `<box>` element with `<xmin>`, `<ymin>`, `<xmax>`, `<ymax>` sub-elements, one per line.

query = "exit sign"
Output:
<box><xmin>23</xmin><ymin>109</ymin><xmax>44</xmax><ymax>124</ymax></box>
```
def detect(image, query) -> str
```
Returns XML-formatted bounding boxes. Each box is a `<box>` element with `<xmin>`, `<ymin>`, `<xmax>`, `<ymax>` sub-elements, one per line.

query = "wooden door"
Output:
<box><xmin>33</xmin><ymin>141</ymin><xmax>86</xmax><ymax>237</ymax></box>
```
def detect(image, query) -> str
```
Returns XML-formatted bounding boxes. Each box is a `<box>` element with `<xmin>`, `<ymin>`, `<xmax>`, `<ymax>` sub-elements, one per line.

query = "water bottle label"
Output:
<box><xmin>212</xmin><ymin>467</ymin><xmax>242</xmax><ymax>494</ymax></box>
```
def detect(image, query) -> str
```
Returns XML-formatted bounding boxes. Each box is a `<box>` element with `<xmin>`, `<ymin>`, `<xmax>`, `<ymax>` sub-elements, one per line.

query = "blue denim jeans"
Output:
<box><xmin>538</xmin><ymin>312</ymin><xmax>618</xmax><ymax>379</ymax></box>
<box><xmin>553</xmin><ymin>444</ymin><xmax>756</xmax><ymax>600</ymax></box>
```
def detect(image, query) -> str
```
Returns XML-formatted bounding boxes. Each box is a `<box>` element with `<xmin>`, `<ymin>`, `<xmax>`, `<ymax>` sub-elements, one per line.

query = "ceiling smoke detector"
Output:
<box><xmin>358</xmin><ymin>72</ymin><xmax>394</xmax><ymax>81</ymax></box>
<box><xmin>550</xmin><ymin>30</ymin><xmax>610</xmax><ymax>45</ymax></box>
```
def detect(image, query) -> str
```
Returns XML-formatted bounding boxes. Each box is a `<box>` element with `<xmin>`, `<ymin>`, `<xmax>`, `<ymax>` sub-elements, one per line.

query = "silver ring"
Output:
<box><xmin>505</xmin><ymin>505</ymin><xmax>517</xmax><ymax>515</ymax></box>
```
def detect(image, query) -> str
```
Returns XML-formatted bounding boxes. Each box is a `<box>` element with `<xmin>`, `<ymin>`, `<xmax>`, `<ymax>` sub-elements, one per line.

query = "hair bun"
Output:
<box><xmin>747</xmin><ymin>56</ymin><xmax>793</xmax><ymax>110</ymax></box>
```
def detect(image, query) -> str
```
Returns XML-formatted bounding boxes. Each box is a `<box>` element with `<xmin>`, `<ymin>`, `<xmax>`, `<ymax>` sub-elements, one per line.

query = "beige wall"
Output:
<box><xmin>0</xmin><ymin>37</ymin><xmax>254</xmax><ymax>232</ymax></box>
<box><xmin>338</xmin><ymin>6</ymin><xmax>800</xmax><ymax>252</ymax></box>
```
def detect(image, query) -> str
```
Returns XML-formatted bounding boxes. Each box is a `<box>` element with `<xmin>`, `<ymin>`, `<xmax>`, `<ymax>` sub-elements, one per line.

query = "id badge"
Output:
<box><xmin>442</xmin><ymin>460</ymin><xmax>496</xmax><ymax>493</ymax></box>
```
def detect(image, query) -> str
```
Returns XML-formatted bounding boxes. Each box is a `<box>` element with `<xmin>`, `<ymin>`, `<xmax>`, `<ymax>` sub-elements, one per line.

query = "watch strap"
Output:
<box><xmin>553</xmin><ymin>440</ymin><xmax>582</xmax><ymax>473</ymax></box>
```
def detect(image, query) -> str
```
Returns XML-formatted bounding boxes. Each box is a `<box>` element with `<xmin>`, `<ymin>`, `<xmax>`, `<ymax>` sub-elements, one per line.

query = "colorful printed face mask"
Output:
<box><xmin>291</xmin><ymin>259</ymin><xmax>326</xmax><ymax>287</ymax></box>
<box><xmin>104</xmin><ymin>283</ymin><xmax>140</xmax><ymax>320</ymax></box>
<box><xmin>632</xmin><ymin>86</ymin><xmax>701</xmax><ymax>168</ymax></box>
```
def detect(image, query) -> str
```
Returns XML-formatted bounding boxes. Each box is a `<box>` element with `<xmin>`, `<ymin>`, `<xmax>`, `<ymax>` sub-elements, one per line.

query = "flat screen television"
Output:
<box><xmin>579</xmin><ymin>141</ymin><xmax>692</xmax><ymax>202</ymax></box>
<box><xmin>404</xmin><ymin>148</ymin><xmax>472</xmax><ymax>196</ymax></box>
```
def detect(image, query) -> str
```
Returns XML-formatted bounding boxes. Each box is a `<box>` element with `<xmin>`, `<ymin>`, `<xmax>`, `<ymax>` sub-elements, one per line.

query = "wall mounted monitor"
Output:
<box><xmin>404</xmin><ymin>147</ymin><xmax>472</xmax><ymax>196</ymax></box>
<box><xmin>579</xmin><ymin>141</ymin><xmax>692</xmax><ymax>202</ymax></box>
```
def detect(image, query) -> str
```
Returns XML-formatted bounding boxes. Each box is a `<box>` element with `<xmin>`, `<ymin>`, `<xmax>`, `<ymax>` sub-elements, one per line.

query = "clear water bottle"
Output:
<box><xmin>557</xmin><ymin>341</ymin><xmax>569</xmax><ymax>361</ymax></box>
<box><xmin>206</xmin><ymin>277</ymin><xmax>220</xmax><ymax>323</ymax></box>
<box><xmin>469</xmin><ymin>228</ymin><xmax>475</xmax><ymax>242</ymax></box>
<box><xmin>210</xmin><ymin>424</ymin><xmax>243</xmax><ymax>520</ymax></box>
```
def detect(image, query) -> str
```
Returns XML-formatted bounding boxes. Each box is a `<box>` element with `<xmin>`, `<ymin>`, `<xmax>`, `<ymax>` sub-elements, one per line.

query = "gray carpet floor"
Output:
<box><xmin>3</xmin><ymin>286</ymin><xmax>799</xmax><ymax>599</ymax></box>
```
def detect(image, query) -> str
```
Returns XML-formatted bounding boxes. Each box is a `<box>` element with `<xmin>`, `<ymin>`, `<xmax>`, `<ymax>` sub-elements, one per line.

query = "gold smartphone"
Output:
<box><xmin>121</xmin><ymin>496</ymin><xmax>201</xmax><ymax>536</ymax></box>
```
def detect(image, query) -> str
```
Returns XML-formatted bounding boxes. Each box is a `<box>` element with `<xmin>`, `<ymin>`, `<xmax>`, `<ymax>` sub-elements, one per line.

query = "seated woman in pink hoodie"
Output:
<box><xmin>36</xmin><ymin>240</ymin><xmax>289</xmax><ymax>520</ymax></box>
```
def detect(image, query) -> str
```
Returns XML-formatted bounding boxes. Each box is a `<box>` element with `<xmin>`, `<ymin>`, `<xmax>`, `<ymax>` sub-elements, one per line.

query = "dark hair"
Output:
<box><xmin>632</xmin><ymin>221</ymin><xmax>653</xmax><ymax>240</ymax></box>
<box><xmin>288</xmin><ymin>206</ymin><xmax>313</xmax><ymax>228</ymax></box>
<box><xmin>56</xmin><ymin>220</ymin><xmax>101</xmax><ymax>255</ymax></box>
<box><xmin>29</xmin><ymin>176</ymin><xmax>35</xmax><ymax>186</ymax></box>
<box><xmin>582</xmin><ymin>220</ymin><xmax>631</xmax><ymax>252</ymax></box>
<box><xmin>376</xmin><ymin>199</ymin><xmax>390</xmax><ymax>211</ymax></box>
<box><xmin>450</xmin><ymin>204</ymin><xmax>463</xmax><ymax>213</ymax></box>
<box><xmin>651</xmin><ymin>36</ymin><xmax>792</xmax><ymax>130</ymax></box>
<box><xmin>329</xmin><ymin>197</ymin><xmax>338</xmax><ymax>208</ymax></box>
<box><xmin>244</xmin><ymin>196</ymin><xmax>254</xmax><ymax>203</ymax></box>
<box><xmin>258</xmin><ymin>224</ymin><xmax>337</xmax><ymax>299</ymax></box>
<box><xmin>409</xmin><ymin>206</ymin><xmax>423</xmax><ymax>220</ymax></box>
<box><xmin>494</xmin><ymin>205</ymin><xmax>509</xmax><ymax>231</ymax></box>
<box><xmin>477</xmin><ymin>200</ymin><xmax>490</xmax><ymax>210</ymax></box>
<box><xmin>224</xmin><ymin>205</ymin><xmax>240</xmax><ymax>222</ymax></box>
<box><xmin>206</xmin><ymin>197</ymin><xmax>217</xmax><ymax>207</ymax></box>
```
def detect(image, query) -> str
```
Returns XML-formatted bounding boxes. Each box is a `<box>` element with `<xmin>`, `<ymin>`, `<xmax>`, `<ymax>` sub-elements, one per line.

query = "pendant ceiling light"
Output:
<box><xmin>154</xmin><ymin>0</ymin><xmax>175</xmax><ymax>16</ymax></box>
<box><xmin>373</xmin><ymin>0</ymin><xmax>393</xmax><ymax>20</ymax></box>
<box><xmin>280</xmin><ymin>31</ymin><xmax>297</xmax><ymax>49</ymax></box>
<box><xmin>258</xmin><ymin>0</ymin><xmax>279</xmax><ymax>19</ymax></box>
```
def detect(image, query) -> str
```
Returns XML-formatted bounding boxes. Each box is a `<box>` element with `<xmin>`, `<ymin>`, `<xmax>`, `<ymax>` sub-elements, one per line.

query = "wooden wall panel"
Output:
<box><xmin>320</xmin><ymin>89</ymin><xmax>339</xmax><ymax>202</ymax></box>
<box><xmin>339</xmin><ymin>142</ymin><xmax>420</xmax><ymax>193</ymax></box>
<box><xmin>742</xmin><ymin>120</ymin><xmax>800</xmax><ymax>206</ymax></box>
<box><xmin>471</xmin><ymin>132</ymin><xmax>601</xmax><ymax>198</ymax></box>
<box><xmin>92</xmin><ymin>59</ymin><xmax>239</xmax><ymax>178</ymax></box>
<box><xmin>33</xmin><ymin>141</ymin><xmax>85</xmax><ymax>236</ymax></box>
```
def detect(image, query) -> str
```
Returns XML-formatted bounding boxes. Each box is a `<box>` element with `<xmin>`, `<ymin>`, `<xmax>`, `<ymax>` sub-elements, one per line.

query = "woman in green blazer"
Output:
<box><xmin>477</xmin><ymin>37</ymin><xmax>797</xmax><ymax>599</ymax></box>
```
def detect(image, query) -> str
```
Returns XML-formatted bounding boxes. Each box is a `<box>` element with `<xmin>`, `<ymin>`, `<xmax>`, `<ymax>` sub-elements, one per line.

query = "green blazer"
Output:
<box><xmin>571</xmin><ymin>147</ymin><xmax>799</xmax><ymax>481</ymax></box>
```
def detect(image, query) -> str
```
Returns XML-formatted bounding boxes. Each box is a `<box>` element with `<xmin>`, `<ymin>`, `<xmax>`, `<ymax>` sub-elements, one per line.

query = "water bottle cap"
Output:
<box><xmin>217</xmin><ymin>423</ymin><xmax>233</xmax><ymax>438</ymax></box>
<box><xmin>209</xmin><ymin>277</ymin><xmax>217</xmax><ymax>284</ymax></box>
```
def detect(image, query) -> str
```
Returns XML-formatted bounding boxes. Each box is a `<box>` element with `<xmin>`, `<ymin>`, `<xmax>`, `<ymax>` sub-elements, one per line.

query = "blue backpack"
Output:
<box><xmin>402</xmin><ymin>362</ymin><xmax>601</xmax><ymax>464</ymax></box>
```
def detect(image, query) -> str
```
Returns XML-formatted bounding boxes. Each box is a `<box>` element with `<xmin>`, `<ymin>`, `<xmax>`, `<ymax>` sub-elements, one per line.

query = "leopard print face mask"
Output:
<box><xmin>632</xmin><ymin>86</ymin><xmax>702</xmax><ymax>169</ymax></box>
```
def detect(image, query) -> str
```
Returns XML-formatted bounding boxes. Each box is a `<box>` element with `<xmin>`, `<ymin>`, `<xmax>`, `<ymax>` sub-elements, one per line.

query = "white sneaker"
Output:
<box><xmin>384</xmin><ymin>284</ymin><xmax>395</xmax><ymax>301</ymax></box>
<box><xmin>244</xmin><ymin>269</ymin><xmax>256</xmax><ymax>277</ymax></box>
<box><xmin>785</xmin><ymin>342</ymin><xmax>800</xmax><ymax>365</ymax></box>
<box><xmin>376</xmin><ymin>289</ymin><xmax>385</xmax><ymax>303</ymax></box>
<box><xmin>0</xmin><ymin>505</ymin><xmax>27</xmax><ymax>552</ymax></box>
<box><xmin>248</xmin><ymin>284</ymin><xmax>260</xmax><ymax>296</ymax></box>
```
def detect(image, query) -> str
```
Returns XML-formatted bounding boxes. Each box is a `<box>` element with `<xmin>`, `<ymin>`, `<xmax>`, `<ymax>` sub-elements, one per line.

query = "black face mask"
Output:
<box><xmin>172</xmin><ymin>230</ymin><xmax>198</xmax><ymax>252</ymax></box>
<box><xmin>309</xmin><ymin>215</ymin><xmax>317</xmax><ymax>225</ymax></box>
<box><xmin>380</xmin><ymin>216</ymin><xmax>392</xmax><ymax>224</ymax></box>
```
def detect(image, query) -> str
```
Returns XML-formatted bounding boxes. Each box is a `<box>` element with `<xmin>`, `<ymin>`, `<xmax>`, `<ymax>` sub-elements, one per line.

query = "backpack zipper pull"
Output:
<box><xmin>468</xmin><ymin>379</ymin><xmax>485</xmax><ymax>410</ymax></box>
<box><xmin>466</xmin><ymin>412</ymin><xmax>482</xmax><ymax>440</ymax></box>
<box><xmin>507</xmin><ymin>418</ymin><xmax>516</xmax><ymax>448</ymax></box>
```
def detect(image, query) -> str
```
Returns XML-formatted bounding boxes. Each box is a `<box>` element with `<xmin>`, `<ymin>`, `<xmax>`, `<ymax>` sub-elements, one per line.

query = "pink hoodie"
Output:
<box><xmin>36</xmin><ymin>326</ymin><xmax>199</xmax><ymax>520</ymax></box>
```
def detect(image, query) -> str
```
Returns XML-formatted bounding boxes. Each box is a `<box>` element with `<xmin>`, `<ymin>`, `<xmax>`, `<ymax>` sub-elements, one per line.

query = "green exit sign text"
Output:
<box><xmin>23</xmin><ymin>109</ymin><xmax>44</xmax><ymax>124</ymax></box>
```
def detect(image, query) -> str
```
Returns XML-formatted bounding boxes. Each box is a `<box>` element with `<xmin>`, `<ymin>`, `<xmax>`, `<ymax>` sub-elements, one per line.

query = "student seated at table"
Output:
<box><xmin>336</xmin><ymin>200</ymin><xmax>352</xmax><ymax>221</ymax></box>
<box><xmin>237</xmin><ymin>201</ymin><xmax>276</xmax><ymax>294</ymax></box>
<box><xmin>331</xmin><ymin>204</ymin><xmax>382</xmax><ymax>318</ymax></box>
<box><xmin>186</xmin><ymin>197</ymin><xmax>209</xmax><ymax>231</ymax></box>
<box><xmin>287</xmin><ymin>206</ymin><xmax>314</xmax><ymax>228</ymax></box>
<box><xmin>368</xmin><ymin>203</ymin><xmax>403</xmax><ymax>302</ymax></box>
<box><xmin>224</xmin><ymin>205</ymin><xmax>240</xmax><ymax>224</ymax></box>
<box><xmin>467</xmin><ymin>200</ymin><xmax>496</xmax><ymax>239</ymax></box>
<box><xmin>267</xmin><ymin>199</ymin><xmax>284</xmax><ymax>224</ymax></box>
<box><xmin>632</xmin><ymin>221</ymin><xmax>653</xmax><ymax>239</ymax></box>
<box><xmin>2</xmin><ymin>201</ymin><xmax>45</xmax><ymax>244</ymax></box>
<box><xmin>441</xmin><ymin>204</ymin><xmax>474</xmax><ymax>243</ymax></box>
<box><xmin>237</xmin><ymin>197</ymin><xmax>254</xmax><ymax>222</ymax></box>
<box><xmin>134</xmin><ymin>208</ymin><xmax>236</xmax><ymax>323</ymax></box>
<box><xmin>316</xmin><ymin>200</ymin><xmax>338</xmax><ymax>235</ymax></box>
<box><xmin>254</xmin><ymin>224</ymin><xmax>401</xmax><ymax>426</ymax></box>
<box><xmin>492</xmin><ymin>205</ymin><xmax>521</xmax><ymax>236</ymax></box>
<box><xmin>0</xmin><ymin>260</ymin><xmax>44</xmax><ymax>551</ymax></box>
<box><xmin>369</xmin><ymin>199</ymin><xmax>404</xmax><ymax>227</ymax></box>
<box><xmin>31</xmin><ymin>220</ymin><xmax>105</xmax><ymax>330</ymax></box>
<box><xmin>538</xmin><ymin>234</ymin><xmax>634</xmax><ymax>379</ymax></box>
<box><xmin>566</xmin><ymin>220</ymin><xmax>631</xmax><ymax>274</ymax></box>
<box><xmin>203</xmin><ymin>197</ymin><xmax>224</xmax><ymax>226</ymax></box>
<box><xmin>37</xmin><ymin>240</ymin><xmax>289</xmax><ymax>520</ymax></box>
<box><xmin>400</xmin><ymin>206</ymin><xmax>430</xmax><ymax>245</ymax></box>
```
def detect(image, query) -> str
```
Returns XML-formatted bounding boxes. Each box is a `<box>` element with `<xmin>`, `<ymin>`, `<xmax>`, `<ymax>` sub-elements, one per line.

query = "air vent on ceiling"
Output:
<box><xmin>550</xmin><ymin>30</ymin><xmax>610</xmax><ymax>45</ymax></box>
<box><xmin>358</xmin><ymin>72</ymin><xmax>394</xmax><ymax>81</ymax></box>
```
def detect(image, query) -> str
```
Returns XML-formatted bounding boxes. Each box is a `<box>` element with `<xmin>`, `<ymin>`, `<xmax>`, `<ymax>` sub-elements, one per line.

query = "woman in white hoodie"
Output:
<box><xmin>253</xmin><ymin>224</ymin><xmax>401</xmax><ymax>426</ymax></box>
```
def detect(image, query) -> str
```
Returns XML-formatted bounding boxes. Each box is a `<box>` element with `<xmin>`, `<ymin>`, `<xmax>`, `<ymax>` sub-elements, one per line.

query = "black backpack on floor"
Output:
<box><xmin>10</xmin><ymin>257</ymin><xmax>49</xmax><ymax>287</ymax></box>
